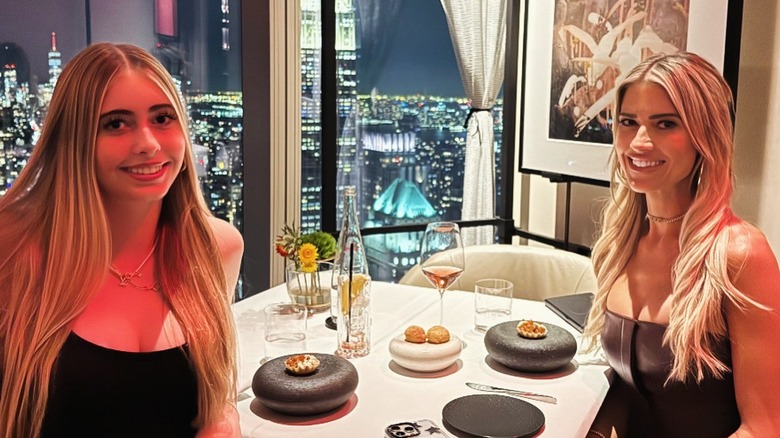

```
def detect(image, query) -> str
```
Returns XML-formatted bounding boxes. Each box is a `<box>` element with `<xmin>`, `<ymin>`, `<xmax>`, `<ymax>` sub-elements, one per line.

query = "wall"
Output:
<box><xmin>89</xmin><ymin>0</ymin><xmax>154</xmax><ymax>49</ymax></box>
<box><xmin>517</xmin><ymin>1</ymin><xmax>780</xmax><ymax>255</ymax></box>
<box><xmin>732</xmin><ymin>0</ymin><xmax>780</xmax><ymax>254</ymax></box>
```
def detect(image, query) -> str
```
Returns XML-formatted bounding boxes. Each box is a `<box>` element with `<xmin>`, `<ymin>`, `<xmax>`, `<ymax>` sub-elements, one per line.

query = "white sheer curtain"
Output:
<box><xmin>440</xmin><ymin>0</ymin><xmax>506</xmax><ymax>245</ymax></box>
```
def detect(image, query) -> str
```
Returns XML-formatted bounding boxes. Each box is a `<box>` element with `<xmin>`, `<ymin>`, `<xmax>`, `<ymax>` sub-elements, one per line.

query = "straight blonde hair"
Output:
<box><xmin>584</xmin><ymin>52</ymin><xmax>761</xmax><ymax>383</ymax></box>
<box><xmin>0</xmin><ymin>43</ymin><xmax>236</xmax><ymax>437</ymax></box>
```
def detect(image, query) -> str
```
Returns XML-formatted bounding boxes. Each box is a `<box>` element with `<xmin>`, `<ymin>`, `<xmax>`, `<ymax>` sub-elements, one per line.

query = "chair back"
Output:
<box><xmin>399</xmin><ymin>244</ymin><xmax>596</xmax><ymax>301</ymax></box>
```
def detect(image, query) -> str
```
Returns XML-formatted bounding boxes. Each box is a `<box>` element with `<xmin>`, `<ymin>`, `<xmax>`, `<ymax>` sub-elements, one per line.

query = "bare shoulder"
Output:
<box><xmin>207</xmin><ymin>217</ymin><xmax>244</xmax><ymax>294</ymax></box>
<box><xmin>207</xmin><ymin>216</ymin><xmax>244</xmax><ymax>256</ymax></box>
<box><xmin>725</xmin><ymin>220</ymin><xmax>780</xmax><ymax>304</ymax></box>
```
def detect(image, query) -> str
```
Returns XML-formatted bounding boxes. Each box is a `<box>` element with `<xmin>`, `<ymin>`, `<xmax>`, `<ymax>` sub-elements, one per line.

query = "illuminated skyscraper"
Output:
<box><xmin>300</xmin><ymin>0</ymin><xmax>323</xmax><ymax>233</ymax></box>
<box><xmin>299</xmin><ymin>0</ymin><xmax>359</xmax><ymax>233</ymax></box>
<box><xmin>220</xmin><ymin>0</ymin><xmax>230</xmax><ymax>51</ymax></box>
<box><xmin>47</xmin><ymin>32</ymin><xmax>62</xmax><ymax>86</ymax></box>
<box><xmin>334</xmin><ymin>0</ymin><xmax>360</xmax><ymax>224</ymax></box>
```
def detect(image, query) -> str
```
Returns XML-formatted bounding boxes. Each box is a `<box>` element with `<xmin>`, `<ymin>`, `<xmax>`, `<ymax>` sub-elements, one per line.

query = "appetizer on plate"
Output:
<box><xmin>426</xmin><ymin>325</ymin><xmax>450</xmax><ymax>344</ymax></box>
<box><xmin>517</xmin><ymin>320</ymin><xmax>548</xmax><ymax>339</ymax></box>
<box><xmin>404</xmin><ymin>325</ymin><xmax>427</xmax><ymax>343</ymax></box>
<box><xmin>284</xmin><ymin>354</ymin><xmax>321</xmax><ymax>375</ymax></box>
<box><xmin>402</xmin><ymin>325</ymin><xmax>452</xmax><ymax>344</ymax></box>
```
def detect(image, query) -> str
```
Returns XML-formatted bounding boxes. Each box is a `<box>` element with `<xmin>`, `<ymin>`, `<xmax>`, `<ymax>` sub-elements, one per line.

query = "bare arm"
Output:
<box><xmin>727</xmin><ymin>227</ymin><xmax>780</xmax><ymax>437</ymax></box>
<box><xmin>202</xmin><ymin>218</ymin><xmax>244</xmax><ymax>437</ymax></box>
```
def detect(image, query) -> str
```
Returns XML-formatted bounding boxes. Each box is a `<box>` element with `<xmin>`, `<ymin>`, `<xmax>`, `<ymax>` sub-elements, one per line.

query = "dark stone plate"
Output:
<box><xmin>484</xmin><ymin>320</ymin><xmax>577</xmax><ymax>372</ymax></box>
<box><xmin>442</xmin><ymin>394</ymin><xmax>544</xmax><ymax>438</ymax></box>
<box><xmin>252</xmin><ymin>353</ymin><xmax>358</xmax><ymax>416</ymax></box>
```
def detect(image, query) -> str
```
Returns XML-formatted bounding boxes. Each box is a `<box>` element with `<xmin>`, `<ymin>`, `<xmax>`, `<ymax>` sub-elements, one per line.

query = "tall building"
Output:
<box><xmin>299</xmin><ymin>0</ymin><xmax>359</xmax><ymax>233</ymax></box>
<box><xmin>47</xmin><ymin>32</ymin><xmax>62</xmax><ymax>86</ymax></box>
<box><xmin>334</xmin><ymin>0</ymin><xmax>360</xmax><ymax>225</ymax></box>
<box><xmin>300</xmin><ymin>0</ymin><xmax>323</xmax><ymax>233</ymax></box>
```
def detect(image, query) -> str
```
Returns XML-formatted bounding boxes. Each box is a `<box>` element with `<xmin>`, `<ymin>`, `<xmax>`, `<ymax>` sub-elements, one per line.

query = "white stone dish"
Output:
<box><xmin>388</xmin><ymin>333</ymin><xmax>462</xmax><ymax>372</ymax></box>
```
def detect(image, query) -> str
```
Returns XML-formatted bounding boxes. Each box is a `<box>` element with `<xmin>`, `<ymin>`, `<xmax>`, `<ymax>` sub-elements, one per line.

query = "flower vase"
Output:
<box><xmin>286</xmin><ymin>261</ymin><xmax>334</xmax><ymax>313</ymax></box>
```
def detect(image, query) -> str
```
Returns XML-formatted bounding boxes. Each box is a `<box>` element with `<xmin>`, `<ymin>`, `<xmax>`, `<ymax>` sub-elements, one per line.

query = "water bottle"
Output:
<box><xmin>333</xmin><ymin>186</ymin><xmax>371</xmax><ymax>358</ymax></box>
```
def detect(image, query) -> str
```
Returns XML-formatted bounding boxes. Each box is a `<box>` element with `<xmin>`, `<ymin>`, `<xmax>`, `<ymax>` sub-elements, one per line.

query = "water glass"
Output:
<box><xmin>263</xmin><ymin>302</ymin><xmax>307</xmax><ymax>361</ymax></box>
<box><xmin>335</xmin><ymin>272</ymin><xmax>371</xmax><ymax>358</ymax></box>
<box><xmin>474</xmin><ymin>279</ymin><xmax>513</xmax><ymax>333</ymax></box>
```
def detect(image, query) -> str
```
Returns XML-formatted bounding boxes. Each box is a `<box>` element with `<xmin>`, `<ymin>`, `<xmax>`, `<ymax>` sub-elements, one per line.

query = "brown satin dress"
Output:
<box><xmin>601</xmin><ymin>309</ymin><xmax>740</xmax><ymax>437</ymax></box>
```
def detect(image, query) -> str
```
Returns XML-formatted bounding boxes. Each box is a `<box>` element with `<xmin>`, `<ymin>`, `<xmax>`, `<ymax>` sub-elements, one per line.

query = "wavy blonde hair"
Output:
<box><xmin>584</xmin><ymin>52</ymin><xmax>760</xmax><ymax>383</ymax></box>
<box><xmin>0</xmin><ymin>43</ymin><xmax>236</xmax><ymax>437</ymax></box>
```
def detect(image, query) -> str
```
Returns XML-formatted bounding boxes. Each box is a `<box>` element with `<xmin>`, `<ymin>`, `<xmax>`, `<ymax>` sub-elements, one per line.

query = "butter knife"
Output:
<box><xmin>466</xmin><ymin>382</ymin><xmax>557</xmax><ymax>404</ymax></box>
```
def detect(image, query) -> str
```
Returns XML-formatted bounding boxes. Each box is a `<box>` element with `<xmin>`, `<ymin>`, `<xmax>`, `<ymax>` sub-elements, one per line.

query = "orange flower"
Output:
<box><xmin>275</xmin><ymin>243</ymin><xmax>289</xmax><ymax>257</ymax></box>
<box><xmin>298</xmin><ymin>243</ymin><xmax>318</xmax><ymax>266</ymax></box>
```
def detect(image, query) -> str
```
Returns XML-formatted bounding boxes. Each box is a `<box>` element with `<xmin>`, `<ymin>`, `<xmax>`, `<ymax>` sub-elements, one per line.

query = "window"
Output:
<box><xmin>301</xmin><ymin>0</ymin><xmax>504</xmax><ymax>282</ymax></box>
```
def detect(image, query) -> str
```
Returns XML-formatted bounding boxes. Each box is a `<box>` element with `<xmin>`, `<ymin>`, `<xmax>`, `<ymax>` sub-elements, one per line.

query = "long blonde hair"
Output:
<box><xmin>584</xmin><ymin>52</ymin><xmax>759</xmax><ymax>383</ymax></box>
<box><xmin>0</xmin><ymin>43</ymin><xmax>236</xmax><ymax>437</ymax></box>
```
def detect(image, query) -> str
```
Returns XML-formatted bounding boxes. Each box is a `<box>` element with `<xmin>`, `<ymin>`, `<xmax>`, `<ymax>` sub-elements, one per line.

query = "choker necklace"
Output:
<box><xmin>109</xmin><ymin>239</ymin><xmax>161</xmax><ymax>291</ymax></box>
<box><xmin>646</xmin><ymin>212</ymin><xmax>686</xmax><ymax>224</ymax></box>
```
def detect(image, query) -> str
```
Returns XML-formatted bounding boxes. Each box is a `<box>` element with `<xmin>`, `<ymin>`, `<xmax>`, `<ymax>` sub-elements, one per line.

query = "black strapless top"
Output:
<box><xmin>601</xmin><ymin>309</ymin><xmax>740</xmax><ymax>437</ymax></box>
<box><xmin>40</xmin><ymin>332</ymin><xmax>198</xmax><ymax>438</ymax></box>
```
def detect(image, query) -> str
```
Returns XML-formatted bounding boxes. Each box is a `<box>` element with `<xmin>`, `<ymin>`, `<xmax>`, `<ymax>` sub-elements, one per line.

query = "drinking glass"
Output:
<box><xmin>474</xmin><ymin>278</ymin><xmax>513</xmax><ymax>333</ymax></box>
<box><xmin>262</xmin><ymin>302</ymin><xmax>307</xmax><ymax>362</ymax></box>
<box><xmin>419</xmin><ymin>222</ymin><xmax>465</xmax><ymax>325</ymax></box>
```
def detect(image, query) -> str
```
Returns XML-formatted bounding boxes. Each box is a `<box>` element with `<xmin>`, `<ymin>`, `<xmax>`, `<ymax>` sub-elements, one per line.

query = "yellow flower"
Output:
<box><xmin>300</xmin><ymin>261</ymin><xmax>318</xmax><ymax>273</ymax></box>
<box><xmin>298</xmin><ymin>243</ymin><xmax>318</xmax><ymax>266</ymax></box>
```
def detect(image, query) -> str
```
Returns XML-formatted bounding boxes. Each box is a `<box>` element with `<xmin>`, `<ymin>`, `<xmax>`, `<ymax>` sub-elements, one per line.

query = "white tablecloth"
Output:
<box><xmin>232</xmin><ymin>282</ymin><xmax>611</xmax><ymax>438</ymax></box>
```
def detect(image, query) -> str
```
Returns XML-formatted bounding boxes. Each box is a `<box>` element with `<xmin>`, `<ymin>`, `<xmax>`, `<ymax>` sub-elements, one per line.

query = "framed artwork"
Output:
<box><xmin>155</xmin><ymin>0</ymin><xmax>178</xmax><ymax>39</ymax></box>
<box><xmin>518</xmin><ymin>0</ymin><xmax>743</xmax><ymax>183</ymax></box>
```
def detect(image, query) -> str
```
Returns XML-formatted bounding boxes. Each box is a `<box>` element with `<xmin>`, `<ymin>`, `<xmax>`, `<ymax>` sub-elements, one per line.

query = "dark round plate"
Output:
<box><xmin>484</xmin><ymin>321</ymin><xmax>577</xmax><ymax>372</ymax></box>
<box><xmin>442</xmin><ymin>394</ymin><xmax>544</xmax><ymax>437</ymax></box>
<box><xmin>252</xmin><ymin>353</ymin><xmax>358</xmax><ymax>416</ymax></box>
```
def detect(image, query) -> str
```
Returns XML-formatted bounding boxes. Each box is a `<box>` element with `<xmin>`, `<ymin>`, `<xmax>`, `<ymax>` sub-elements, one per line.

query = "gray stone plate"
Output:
<box><xmin>484</xmin><ymin>320</ymin><xmax>577</xmax><ymax>372</ymax></box>
<box><xmin>252</xmin><ymin>353</ymin><xmax>358</xmax><ymax>416</ymax></box>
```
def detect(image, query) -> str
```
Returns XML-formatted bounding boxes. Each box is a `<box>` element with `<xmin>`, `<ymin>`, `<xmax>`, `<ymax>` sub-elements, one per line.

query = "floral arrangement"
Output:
<box><xmin>276</xmin><ymin>223</ymin><xmax>338</xmax><ymax>309</ymax></box>
<box><xmin>275</xmin><ymin>222</ymin><xmax>337</xmax><ymax>272</ymax></box>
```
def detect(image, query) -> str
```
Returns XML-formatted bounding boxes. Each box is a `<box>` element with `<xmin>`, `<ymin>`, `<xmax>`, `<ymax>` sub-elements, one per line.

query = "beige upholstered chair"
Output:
<box><xmin>399</xmin><ymin>244</ymin><xmax>597</xmax><ymax>301</ymax></box>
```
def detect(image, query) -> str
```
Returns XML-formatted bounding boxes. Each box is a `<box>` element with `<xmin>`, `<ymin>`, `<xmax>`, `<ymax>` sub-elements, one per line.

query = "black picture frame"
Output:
<box><xmin>517</xmin><ymin>0</ymin><xmax>744</xmax><ymax>184</ymax></box>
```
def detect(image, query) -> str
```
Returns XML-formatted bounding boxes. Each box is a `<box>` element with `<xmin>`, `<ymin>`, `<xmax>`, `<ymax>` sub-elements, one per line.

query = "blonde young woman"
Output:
<box><xmin>584</xmin><ymin>52</ymin><xmax>780</xmax><ymax>437</ymax></box>
<box><xmin>0</xmin><ymin>43</ymin><xmax>243</xmax><ymax>437</ymax></box>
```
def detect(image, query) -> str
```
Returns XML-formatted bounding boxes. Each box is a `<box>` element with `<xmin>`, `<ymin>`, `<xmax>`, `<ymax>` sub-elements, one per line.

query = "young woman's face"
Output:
<box><xmin>95</xmin><ymin>69</ymin><xmax>185</xmax><ymax>206</ymax></box>
<box><xmin>614</xmin><ymin>81</ymin><xmax>698</xmax><ymax>198</ymax></box>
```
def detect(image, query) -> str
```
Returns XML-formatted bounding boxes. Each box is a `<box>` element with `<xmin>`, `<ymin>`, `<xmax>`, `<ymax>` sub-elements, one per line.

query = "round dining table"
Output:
<box><xmin>232</xmin><ymin>282</ymin><xmax>612</xmax><ymax>437</ymax></box>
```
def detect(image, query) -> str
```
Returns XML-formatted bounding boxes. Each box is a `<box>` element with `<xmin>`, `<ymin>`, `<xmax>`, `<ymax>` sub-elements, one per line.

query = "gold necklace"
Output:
<box><xmin>646</xmin><ymin>212</ymin><xmax>686</xmax><ymax>224</ymax></box>
<box><xmin>109</xmin><ymin>239</ymin><xmax>161</xmax><ymax>291</ymax></box>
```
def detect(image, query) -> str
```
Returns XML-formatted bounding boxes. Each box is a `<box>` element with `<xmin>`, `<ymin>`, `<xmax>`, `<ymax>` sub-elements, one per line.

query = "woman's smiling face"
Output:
<box><xmin>95</xmin><ymin>68</ymin><xmax>185</xmax><ymax>206</ymax></box>
<box><xmin>615</xmin><ymin>81</ymin><xmax>698</xmax><ymax>198</ymax></box>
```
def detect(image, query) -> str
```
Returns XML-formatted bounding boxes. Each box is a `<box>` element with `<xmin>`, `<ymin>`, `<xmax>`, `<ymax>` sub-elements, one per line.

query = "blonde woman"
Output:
<box><xmin>0</xmin><ymin>43</ymin><xmax>243</xmax><ymax>437</ymax></box>
<box><xmin>585</xmin><ymin>52</ymin><xmax>780</xmax><ymax>437</ymax></box>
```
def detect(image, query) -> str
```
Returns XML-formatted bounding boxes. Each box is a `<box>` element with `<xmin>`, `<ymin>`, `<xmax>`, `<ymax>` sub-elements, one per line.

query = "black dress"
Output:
<box><xmin>601</xmin><ymin>309</ymin><xmax>740</xmax><ymax>437</ymax></box>
<box><xmin>40</xmin><ymin>332</ymin><xmax>199</xmax><ymax>438</ymax></box>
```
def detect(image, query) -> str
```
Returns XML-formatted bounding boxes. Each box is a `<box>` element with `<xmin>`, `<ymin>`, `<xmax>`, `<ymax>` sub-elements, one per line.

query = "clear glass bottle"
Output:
<box><xmin>333</xmin><ymin>186</ymin><xmax>371</xmax><ymax>358</ymax></box>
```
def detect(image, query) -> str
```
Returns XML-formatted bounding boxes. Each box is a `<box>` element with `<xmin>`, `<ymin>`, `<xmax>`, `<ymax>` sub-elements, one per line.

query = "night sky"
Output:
<box><xmin>0</xmin><ymin>0</ymin><xmax>464</xmax><ymax>97</ymax></box>
<box><xmin>363</xmin><ymin>0</ymin><xmax>464</xmax><ymax>97</ymax></box>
